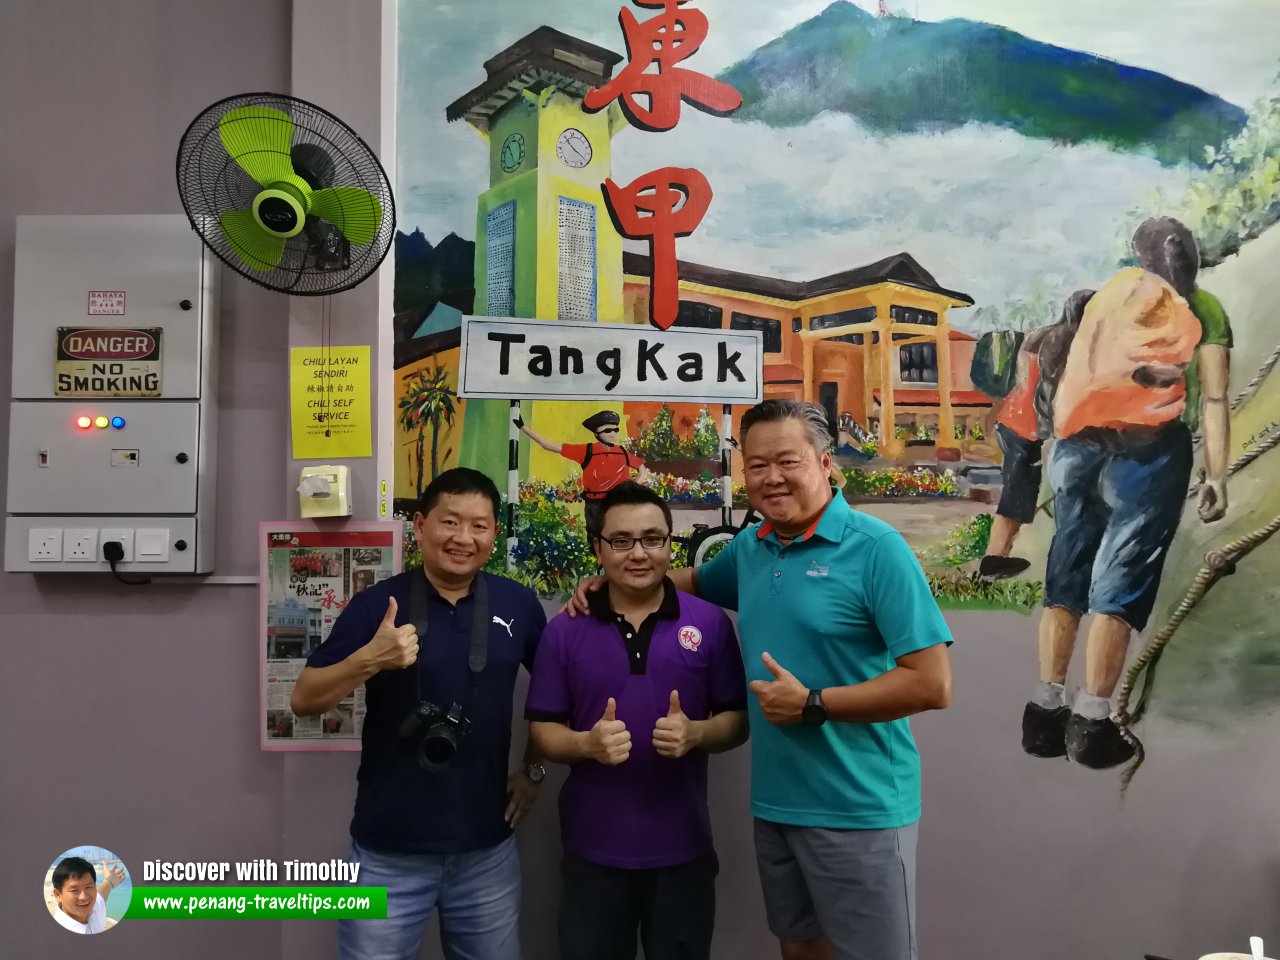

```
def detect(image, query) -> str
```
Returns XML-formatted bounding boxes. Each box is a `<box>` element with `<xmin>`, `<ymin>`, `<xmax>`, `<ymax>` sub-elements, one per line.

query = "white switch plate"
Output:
<box><xmin>64</xmin><ymin>528</ymin><xmax>98</xmax><ymax>562</ymax></box>
<box><xmin>135</xmin><ymin>527</ymin><xmax>170</xmax><ymax>562</ymax></box>
<box><xmin>100</xmin><ymin>528</ymin><xmax>135</xmax><ymax>563</ymax></box>
<box><xmin>27</xmin><ymin>528</ymin><xmax>62</xmax><ymax>562</ymax></box>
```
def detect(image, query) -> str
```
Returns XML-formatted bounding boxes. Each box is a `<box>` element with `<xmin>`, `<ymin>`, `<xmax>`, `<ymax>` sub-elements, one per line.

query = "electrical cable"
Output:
<box><xmin>103</xmin><ymin>541</ymin><xmax>151</xmax><ymax>586</ymax></box>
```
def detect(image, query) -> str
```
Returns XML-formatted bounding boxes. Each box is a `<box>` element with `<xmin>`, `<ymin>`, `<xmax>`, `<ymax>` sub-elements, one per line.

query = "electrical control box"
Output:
<box><xmin>4</xmin><ymin>215</ymin><xmax>220</xmax><ymax>573</ymax></box>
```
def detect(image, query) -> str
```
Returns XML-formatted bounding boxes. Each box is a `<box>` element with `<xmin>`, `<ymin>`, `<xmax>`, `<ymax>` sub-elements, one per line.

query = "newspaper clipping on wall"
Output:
<box><xmin>259</xmin><ymin>521</ymin><xmax>402</xmax><ymax>751</ymax></box>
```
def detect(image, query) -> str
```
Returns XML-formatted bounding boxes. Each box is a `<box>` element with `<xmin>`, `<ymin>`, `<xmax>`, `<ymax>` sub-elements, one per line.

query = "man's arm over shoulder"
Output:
<box><xmin>688</xmin><ymin>527</ymin><xmax>743</xmax><ymax>610</ymax></box>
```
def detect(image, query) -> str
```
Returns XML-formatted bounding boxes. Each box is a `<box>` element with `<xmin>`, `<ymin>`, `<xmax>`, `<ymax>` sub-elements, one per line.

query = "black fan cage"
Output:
<box><xmin>176</xmin><ymin>92</ymin><xmax>396</xmax><ymax>296</ymax></box>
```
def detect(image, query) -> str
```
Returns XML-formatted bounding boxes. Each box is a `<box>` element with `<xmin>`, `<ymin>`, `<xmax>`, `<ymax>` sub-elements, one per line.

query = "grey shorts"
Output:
<box><xmin>753</xmin><ymin>818</ymin><xmax>918</xmax><ymax>960</ymax></box>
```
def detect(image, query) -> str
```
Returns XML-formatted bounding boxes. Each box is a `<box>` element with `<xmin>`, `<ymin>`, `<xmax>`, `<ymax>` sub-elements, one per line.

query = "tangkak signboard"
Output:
<box><xmin>458</xmin><ymin>317</ymin><xmax>763</xmax><ymax>404</ymax></box>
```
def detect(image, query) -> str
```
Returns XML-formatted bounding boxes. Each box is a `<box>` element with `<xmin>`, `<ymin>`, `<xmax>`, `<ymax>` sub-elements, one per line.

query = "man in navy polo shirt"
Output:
<box><xmin>528</xmin><ymin>481</ymin><xmax>747</xmax><ymax>960</ymax></box>
<box><xmin>571</xmin><ymin>400</ymin><xmax>953</xmax><ymax>960</ymax></box>
<box><xmin>292</xmin><ymin>468</ymin><xmax>547</xmax><ymax>960</ymax></box>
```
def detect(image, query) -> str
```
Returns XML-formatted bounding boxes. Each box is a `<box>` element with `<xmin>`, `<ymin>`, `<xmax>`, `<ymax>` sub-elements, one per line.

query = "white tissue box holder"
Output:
<box><xmin>298</xmin><ymin>465</ymin><xmax>352</xmax><ymax>518</ymax></box>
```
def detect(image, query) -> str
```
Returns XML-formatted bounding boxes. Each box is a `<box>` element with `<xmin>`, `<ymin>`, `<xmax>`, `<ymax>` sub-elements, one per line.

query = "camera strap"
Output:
<box><xmin>408</xmin><ymin>568</ymin><xmax>491</xmax><ymax>701</ymax></box>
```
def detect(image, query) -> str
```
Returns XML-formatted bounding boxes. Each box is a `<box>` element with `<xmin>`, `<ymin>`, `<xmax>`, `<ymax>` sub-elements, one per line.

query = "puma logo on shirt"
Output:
<box><xmin>492</xmin><ymin>616</ymin><xmax>514</xmax><ymax>637</ymax></box>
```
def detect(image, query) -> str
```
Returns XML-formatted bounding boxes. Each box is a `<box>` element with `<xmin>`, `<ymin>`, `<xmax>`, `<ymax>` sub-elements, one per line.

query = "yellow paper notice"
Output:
<box><xmin>290</xmin><ymin>346</ymin><xmax>372</xmax><ymax>459</ymax></box>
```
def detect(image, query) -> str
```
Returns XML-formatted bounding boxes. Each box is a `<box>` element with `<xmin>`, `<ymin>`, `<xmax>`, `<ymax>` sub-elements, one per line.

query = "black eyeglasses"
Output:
<box><xmin>597</xmin><ymin>534</ymin><xmax>670</xmax><ymax>552</ymax></box>
<box><xmin>596</xmin><ymin>427</ymin><xmax>620</xmax><ymax>434</ymax></box>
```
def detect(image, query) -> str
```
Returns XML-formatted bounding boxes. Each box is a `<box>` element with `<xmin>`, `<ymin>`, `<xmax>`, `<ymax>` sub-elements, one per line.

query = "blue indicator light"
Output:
<box><xmin>110</xmin><ymin>417</ymin><xmax>126</xmax><ymax>429</ymax></box>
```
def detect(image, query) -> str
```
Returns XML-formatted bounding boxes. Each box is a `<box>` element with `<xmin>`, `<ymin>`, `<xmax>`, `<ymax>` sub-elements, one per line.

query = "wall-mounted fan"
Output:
<box><xmin>176</xmin><ymin>92</ymin><xmax>395</xmax><ymax>295</ymax></box>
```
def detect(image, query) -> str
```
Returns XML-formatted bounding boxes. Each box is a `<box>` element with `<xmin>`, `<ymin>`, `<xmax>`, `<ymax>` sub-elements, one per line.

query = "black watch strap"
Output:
<box><xmin>803</xmin><ymin>689</ymin><xmax>827</xmax><ymax>726</ymax></box>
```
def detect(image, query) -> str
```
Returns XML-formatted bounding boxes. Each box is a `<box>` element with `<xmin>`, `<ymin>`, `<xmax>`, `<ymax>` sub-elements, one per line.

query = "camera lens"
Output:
<box><xmin>418</xmin><ymin>726</ymin><xmax>459</xmax><ymax>772</ymax></box>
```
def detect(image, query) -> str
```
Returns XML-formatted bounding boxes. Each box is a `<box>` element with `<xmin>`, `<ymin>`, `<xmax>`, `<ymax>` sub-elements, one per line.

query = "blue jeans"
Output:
<box><xmin>339</xmin><ymin>836</ymin><xmax>522</xmax><ymax>960</ymax></box>
<box><xmin>1043</xmin><ymin>424</ymin><xmax>1192</xmax><ymax>632</ymax></box>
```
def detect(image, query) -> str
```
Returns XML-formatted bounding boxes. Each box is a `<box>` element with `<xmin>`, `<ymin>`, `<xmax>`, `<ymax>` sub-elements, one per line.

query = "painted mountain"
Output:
<box><xmin>393</xmin><ymin>228</ymin><xmax>475</xmax><ymax>326</ymax></box>
<box><xmin>718</xmin><ymin>1</ymin><xmax>1246</xmax><ymax>166</ymax></box>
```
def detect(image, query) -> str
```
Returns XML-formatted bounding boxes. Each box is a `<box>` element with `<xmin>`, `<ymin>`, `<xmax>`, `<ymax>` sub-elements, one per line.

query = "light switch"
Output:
<box><xmin>136</xmin><ymin>528</ymin><xmax>170</xmax><ymax>562</ymax></box>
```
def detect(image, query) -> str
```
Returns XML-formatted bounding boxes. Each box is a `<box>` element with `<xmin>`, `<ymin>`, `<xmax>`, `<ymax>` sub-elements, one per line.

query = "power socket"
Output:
<box><xmin>64</xmin><ymin>528</ymin><xmax>98</xmax><ymax>562</ymax></box>
<box><xmin>28</xmin><ymin>528</ymin><xmax>63</xmax><ymax>562</ymax></box>
<box><xmin>100</xmin><ymin>528</ymin><xmax>135</xmax><ymax>563</ymax></box>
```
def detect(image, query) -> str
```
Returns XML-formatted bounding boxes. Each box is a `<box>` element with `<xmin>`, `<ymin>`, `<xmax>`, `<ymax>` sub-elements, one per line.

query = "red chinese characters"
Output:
<box><xmin>602</xmin><ymin>167</ymin><xmax>712</xmax><ymax>331</ymax></box>
<box><xmin>589</xmin><ymin>1</ymin><xmax>739</xmax><ymax>331</ymax></box>
<box><xmin>319</xmin><ymin>587</ymin><xmax>348</xmax><ymax>611</ymax></box>
<box><xmin>583</xmin><ymin>0</ymin><xmax>742</xmax><ymax>132</ymax></box>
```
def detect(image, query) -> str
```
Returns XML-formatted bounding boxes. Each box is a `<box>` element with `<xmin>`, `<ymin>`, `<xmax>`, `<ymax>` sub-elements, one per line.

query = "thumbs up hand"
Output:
<box><xmin>367</xmin><ymin>596</ymin><xmax>419</xmax><ymax>671</ymax></box>
<box><xmin>747</xmin><ymin>652</ymin><xmax>807</xmax><ymax>726</ymax></box>
<box><xmin>653</xmin><ymin>689</ymin><xmax>699</xmax><ymax>758</ymax></box>
<box><xmin>586</xmin><ymin>697</ymin><xmax>631</xmax><ymax>765</ymax></box>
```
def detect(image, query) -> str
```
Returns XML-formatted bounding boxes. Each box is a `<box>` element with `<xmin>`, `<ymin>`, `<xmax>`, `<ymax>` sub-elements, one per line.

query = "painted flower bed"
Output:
<box><xmin>841</xmin><ymin>466</ymin><xmax>960</xmax><ymax>498</ymax></box>
<box><xmin>517</xmin><ymin>474</ymin><xmax>746</xmax><ymax>507</ymax></box>
<box><xmin>917</xmin><ymin>513</ymin><xmax>993</xmax><ymax>567</ymax></box>
<box><xmin>927</xmin><ymin>570</ymin><xmax>1043</xmax><ymax>612</ymax></box>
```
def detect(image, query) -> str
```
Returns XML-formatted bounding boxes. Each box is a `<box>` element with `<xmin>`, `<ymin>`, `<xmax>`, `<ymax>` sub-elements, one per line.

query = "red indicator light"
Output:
<box><xmin>76</xmin><ymin>416</ymin><xmax>92</xmax><ymax>429</ymax></box>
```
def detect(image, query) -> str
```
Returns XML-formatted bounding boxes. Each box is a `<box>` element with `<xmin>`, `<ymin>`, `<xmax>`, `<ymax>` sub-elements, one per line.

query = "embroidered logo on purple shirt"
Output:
<box><xmin>678</xmin><ymin>625</ymin><xmax>703</xmax><ymax>651</ymax></box>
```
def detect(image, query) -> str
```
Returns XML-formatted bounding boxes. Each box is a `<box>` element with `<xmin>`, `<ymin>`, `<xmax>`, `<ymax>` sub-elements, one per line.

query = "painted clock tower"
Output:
<box><xmin>446</xmin><ymin>27</ymin><xmax>628</xmax><ymax>488</ymax></box>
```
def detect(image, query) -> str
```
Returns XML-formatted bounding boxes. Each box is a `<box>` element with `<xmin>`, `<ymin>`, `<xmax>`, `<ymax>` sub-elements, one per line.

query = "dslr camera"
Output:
<box><xmin>399</xmin><ymin>701</ymin><xmax>472</xmax><ymax>772</ymax></box>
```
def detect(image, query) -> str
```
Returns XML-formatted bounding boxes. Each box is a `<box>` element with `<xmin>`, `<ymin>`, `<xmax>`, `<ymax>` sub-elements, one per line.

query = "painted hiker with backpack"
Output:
<box><xmin>1022</xmin><ymin>216</ymin><xmax>1232</xmax><ymax>769</ymax></box>
<box><xmin>973</xmin><ymin>290</ymin><xmax>1095</xmax><ymax>580</ymax></box>
<box><xmin>516</xmin><ymin>409</ymin><xmax>650</xmax><ymax>538</ymax></box>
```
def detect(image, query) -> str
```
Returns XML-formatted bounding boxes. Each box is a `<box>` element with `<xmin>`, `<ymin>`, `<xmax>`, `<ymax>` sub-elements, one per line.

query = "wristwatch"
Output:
<box><xmin>523</xmin><ymin>761</ymin><xmax>546</xmax><ymax>784</ymax></box>
<box><xmin>802</xmin><ymin>689</ymin><xmax>828</xmax><ymax>727</ymax></box>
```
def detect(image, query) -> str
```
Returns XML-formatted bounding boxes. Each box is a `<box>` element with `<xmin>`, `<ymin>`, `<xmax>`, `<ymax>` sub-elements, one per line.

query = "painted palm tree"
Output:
<box><xmin>398</xmin><ymin>365</ymin><xmax>457</xmax><ymax>499</ymax></box>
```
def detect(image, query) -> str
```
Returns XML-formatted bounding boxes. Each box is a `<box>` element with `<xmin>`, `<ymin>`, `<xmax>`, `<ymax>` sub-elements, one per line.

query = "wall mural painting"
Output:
<box><xmin>395</xmin><ymin>0</ymin><xmax>1280</xmax><ymax>778</ymax></box>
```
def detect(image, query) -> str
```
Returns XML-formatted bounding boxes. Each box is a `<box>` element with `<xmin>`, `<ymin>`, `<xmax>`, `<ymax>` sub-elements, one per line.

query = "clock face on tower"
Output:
<box><xmin>499</xmin><ymin>132</ymin><xmax>525</xmax><ymax>173</ymax></box>
<box><xmin>555</xmin><ymin>128</ymin><xmax>593</xmax><ymax>169</ymax></box>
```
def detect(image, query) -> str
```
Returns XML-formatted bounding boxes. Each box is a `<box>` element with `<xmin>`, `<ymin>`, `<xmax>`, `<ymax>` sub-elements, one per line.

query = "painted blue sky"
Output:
<box><xmin>396</xmin><ymin>0</ymin><xmax>1279</xmax><ymax>320</ymax></box>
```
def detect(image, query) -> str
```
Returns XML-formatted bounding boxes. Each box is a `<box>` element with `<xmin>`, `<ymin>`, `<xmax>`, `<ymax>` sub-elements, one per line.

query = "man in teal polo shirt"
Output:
<box><xmin>572</xmin><ymin>399</ymin><xmax>952</xmax><ymax>960</ymax></box>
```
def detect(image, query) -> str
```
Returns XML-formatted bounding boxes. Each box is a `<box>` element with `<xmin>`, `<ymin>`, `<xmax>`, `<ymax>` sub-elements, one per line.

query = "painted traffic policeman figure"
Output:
<box><xmin>516</xmin><ymin>409</ymin><xmax>649</xmax><ymax>536</ymax></box>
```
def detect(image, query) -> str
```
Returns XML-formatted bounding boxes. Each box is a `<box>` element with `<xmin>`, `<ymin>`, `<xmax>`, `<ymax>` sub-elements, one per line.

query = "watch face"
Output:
<box><xmin>803</xmin><ymin>692</ymin><xmax>827</xmax><ymax>725</ymax></box>
<box><xmin>499</xmin><ymin>132</ymin><xmax>525</xmax><ymax>173</ymax></box>
<box><xmin>555</xmin><ymin>128</ymin><xmax>593</xmax><ymax>169</ymax></box>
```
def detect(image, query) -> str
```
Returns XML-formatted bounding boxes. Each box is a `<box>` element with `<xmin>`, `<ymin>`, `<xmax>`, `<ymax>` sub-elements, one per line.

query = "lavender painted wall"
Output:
<box><xmin>2</xmin><ymin>1</ymin><xmax>1278</xmax><ymax>959</ymax></box>
<box><xmin>0</xmin><ymin>1</ymin><xmax>291</xmax><ymax>958</ymax></box>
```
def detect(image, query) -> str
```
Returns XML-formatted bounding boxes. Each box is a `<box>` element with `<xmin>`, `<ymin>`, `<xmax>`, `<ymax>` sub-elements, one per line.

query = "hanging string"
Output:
<box><xmin>323</xmin><ymin>295</ymin><xmax>333</xmax><ymax>438</ymax></box>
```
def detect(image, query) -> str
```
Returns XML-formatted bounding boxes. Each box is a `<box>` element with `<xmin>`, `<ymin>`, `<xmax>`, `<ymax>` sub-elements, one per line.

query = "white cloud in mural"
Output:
<box><xmin>610</xmin><ymin>110</ymin><xmax>1195</xmax><ymax>326</ymax></box>
<box><xmin>393</xmin><ymin>0</ymin><xmax>1276</xmax><ymax>324</ymax></box>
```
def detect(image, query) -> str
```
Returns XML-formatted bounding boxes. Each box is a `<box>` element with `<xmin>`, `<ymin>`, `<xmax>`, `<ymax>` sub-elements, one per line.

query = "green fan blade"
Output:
<box><xmin>218</xmin><ymin>105</ymin><xmax>296</xmax><ymax>186</ymax></box>
<box><xmin>309</xmin><ymin>187</ymin><xmax>383</xmax><ymax>245</ymax></box>
<box><xmin>220</xmin><ymin>209</ymin><xmax>285</xmax><ymax>271</ymax></box>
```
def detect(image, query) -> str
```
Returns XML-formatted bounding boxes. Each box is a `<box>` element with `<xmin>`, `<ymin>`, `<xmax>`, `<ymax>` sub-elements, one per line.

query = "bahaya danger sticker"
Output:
<box><xmin>55</xmin><ymin>327</ymin><xmax>163</xmax><ymax>397</ymax></box>
<box><xmin>87</xmin><ymin>291</ymin><xmax>126</xmax><ymax>315</ymax></box>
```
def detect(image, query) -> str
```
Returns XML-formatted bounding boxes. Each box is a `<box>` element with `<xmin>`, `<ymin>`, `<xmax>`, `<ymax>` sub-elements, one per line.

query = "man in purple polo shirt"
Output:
<box><xmin>527</xmin><ymin>481</ymin><xmax>748</xmax><ymax>960</ymax></box>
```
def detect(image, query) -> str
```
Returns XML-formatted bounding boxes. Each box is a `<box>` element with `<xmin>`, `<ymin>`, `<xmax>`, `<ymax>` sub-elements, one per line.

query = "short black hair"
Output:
<box><xmin>53</xmin><ymin>857</ymin><xmax>96</xmax><ymax>891</ymax></box>
<box><xmin>417</xmin><ymin>468</ymin><xmax>501</xmax><ymax>522</ymax></box>
<box><xmin>1132</xmin><ymin>216</ymin><xmax>1199</xmax><ymax>297</ymax></box>
<box><xmin>596</xmin><ymin>480</ymin><xmax>672</xmax><ymax>536</ymax></box>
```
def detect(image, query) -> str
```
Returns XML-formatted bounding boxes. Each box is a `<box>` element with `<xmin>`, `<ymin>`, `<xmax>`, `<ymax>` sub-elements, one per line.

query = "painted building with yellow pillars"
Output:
<box><xmin>621</xmin><ymin>252</ymin><xmax>988</xmax><ymax>460</ymax></box>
